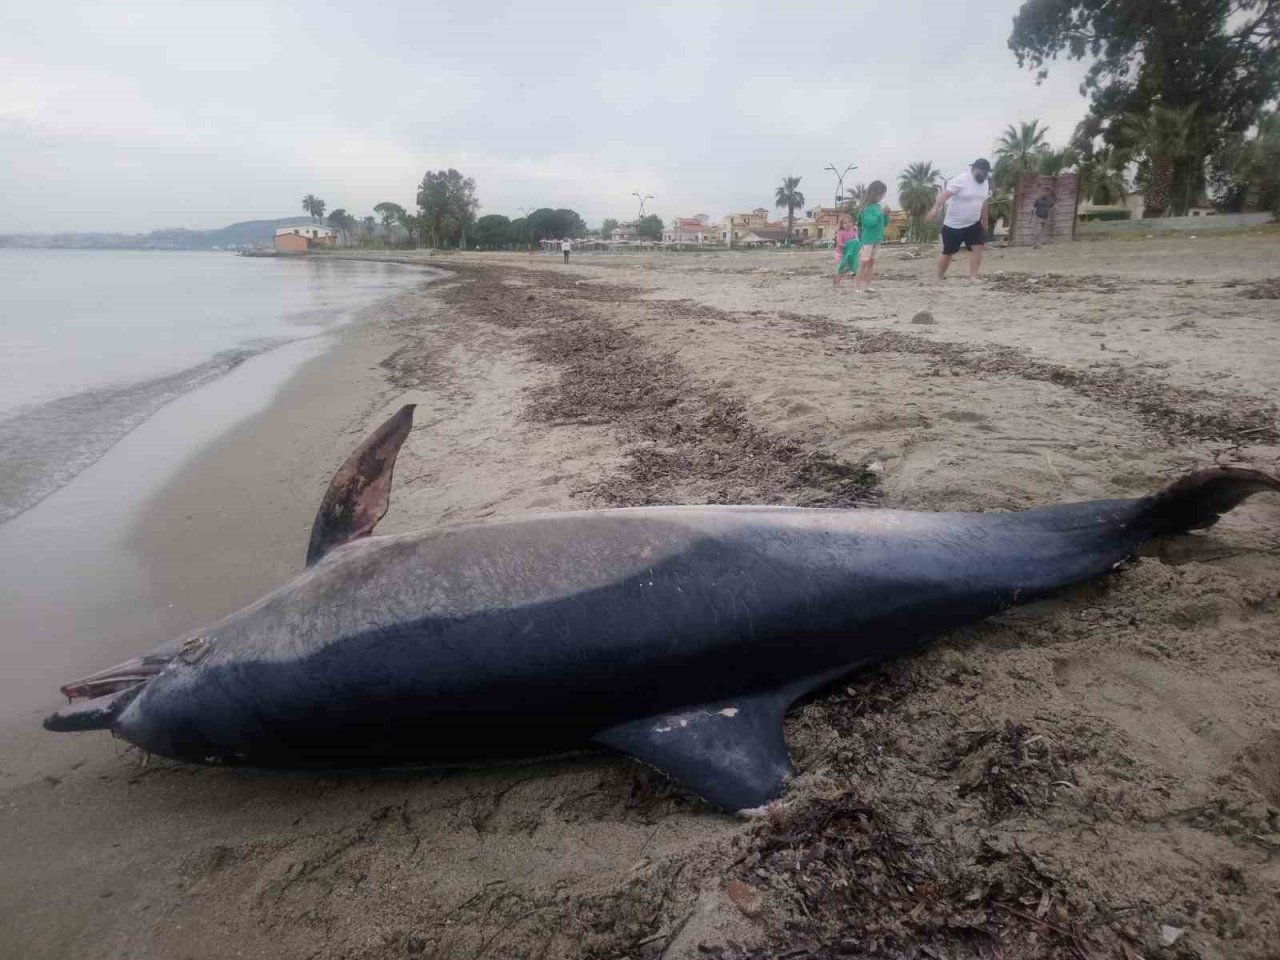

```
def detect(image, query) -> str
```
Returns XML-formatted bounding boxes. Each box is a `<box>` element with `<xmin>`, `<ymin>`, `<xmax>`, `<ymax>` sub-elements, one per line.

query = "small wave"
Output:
<box><xmin>0</xmin><ymin>340</ymin><xmax>291</xmax><ymax>524</ymax></box>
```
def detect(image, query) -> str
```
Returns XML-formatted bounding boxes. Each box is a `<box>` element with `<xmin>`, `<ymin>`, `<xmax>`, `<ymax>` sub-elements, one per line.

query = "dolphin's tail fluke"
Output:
<box><xmin>1145</xmin><ymin>468</ymin><xmax>1280</xmax><ymax>536</ymax></box>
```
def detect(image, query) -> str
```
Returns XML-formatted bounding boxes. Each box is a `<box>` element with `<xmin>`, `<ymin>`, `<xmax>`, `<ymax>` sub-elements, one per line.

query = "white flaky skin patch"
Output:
<box><xmin>653</xmin><ymin>705</ymin><xmax>740</xmax><ymax>733</ymax></box>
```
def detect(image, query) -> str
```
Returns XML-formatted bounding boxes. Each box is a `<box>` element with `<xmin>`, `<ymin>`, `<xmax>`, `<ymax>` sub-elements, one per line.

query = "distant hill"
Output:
<box><xmin>0</xmin><ymin>216</ymin><xmax>329</xmax><ymax>251</ymax></box>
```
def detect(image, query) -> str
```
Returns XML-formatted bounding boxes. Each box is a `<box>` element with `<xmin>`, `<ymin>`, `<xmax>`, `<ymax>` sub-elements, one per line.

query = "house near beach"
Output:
<box><xmin>788</xmin><ymin>216</ymin><xmax>819</xmax><ymax>241</ymax></box>
<box><xmin>662</xmin><ymin>214</ymin><xmax>719</xmax><ymax>245</ymax></box>
<box><xmin>738</xmin><ymin>227</ymin><xmax>791</xmax><ymax>246</ymax></box>
<box><xmin>804</xmin><ymin>206</ymin><xmax>847</xmax><ymax>241</ymax></box>
<box><xmin>798</xmin><ymin>204</ymin><xmax>909</xmax><ymax>244</ymax></box>
<box><xmin>722</xmin><ymin>208</ymin><xmax>774</xmax><ymax>244</ymax></box>
<box><xmin>274</xmin><ymin>224</ymin><xmax>338</xmax><ymax>253</ymax></box>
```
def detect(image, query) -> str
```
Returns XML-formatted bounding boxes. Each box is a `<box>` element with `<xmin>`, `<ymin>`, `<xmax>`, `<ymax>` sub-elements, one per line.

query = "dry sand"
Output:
<box><xmin>2</xmin><ymin>232</ymin><xmax>1278</xmax><ymax>959</ymax></box>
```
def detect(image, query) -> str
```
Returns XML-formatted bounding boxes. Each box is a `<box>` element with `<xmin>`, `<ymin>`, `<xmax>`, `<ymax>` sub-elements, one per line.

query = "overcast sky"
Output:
<box><xmin>1</xmin><ymin>0</ymin><xmax>1094</xmax><ymax>233</ymax></box>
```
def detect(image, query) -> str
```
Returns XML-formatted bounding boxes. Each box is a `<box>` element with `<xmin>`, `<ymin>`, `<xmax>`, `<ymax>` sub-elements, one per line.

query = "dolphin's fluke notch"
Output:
<box><xmin>306</xmin><ymin>405</ymin><xmax>416</xmax><ymax>566</ymax></box>
<box><xmin>1145</xmin><ymin>467</ymin><xmax>1280</xmax><ymax>536</ymax></box>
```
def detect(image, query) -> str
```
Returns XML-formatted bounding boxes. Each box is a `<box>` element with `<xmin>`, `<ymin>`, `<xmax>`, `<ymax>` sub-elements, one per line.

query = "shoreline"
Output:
<box><xmin>0</xmin><ymin>251</ymin><xmax>439</xmax><ymax>527</ymax></box>
<box><xmin>0</xmin><ymin>272</ymin><xmax>452</xmax><ymax>959</ymax></box>
<box><xmin>126</xmin><ymin>294</ymin><xmax>419</xmax><ymax>657</ymax></box>
<box><xmin>0</xmin><ymin>264</ymin><xmax>446</xmax><ymax>732</ymax></box>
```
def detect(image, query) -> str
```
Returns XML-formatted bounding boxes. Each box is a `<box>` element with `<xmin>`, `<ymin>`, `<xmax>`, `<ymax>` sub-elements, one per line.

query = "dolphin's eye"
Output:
<box><xmin>180</xmin><ymin>636</ymin><xmax>210</xmax><ymax>664</ymax></box>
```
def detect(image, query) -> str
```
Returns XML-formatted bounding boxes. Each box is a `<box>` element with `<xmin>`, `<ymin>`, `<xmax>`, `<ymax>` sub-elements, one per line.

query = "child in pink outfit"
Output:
<box><xmin>832</xmin><ymin>217</ymin><xmax>858</xmax><ymax>288</ymax></box>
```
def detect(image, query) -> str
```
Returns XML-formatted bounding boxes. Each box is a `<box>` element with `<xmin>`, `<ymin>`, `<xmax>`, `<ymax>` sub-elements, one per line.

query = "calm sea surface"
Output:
<box><xmin>0</xmin><ymin>249</ymin><xmax>427</xmax><ymax>522</ymax></box>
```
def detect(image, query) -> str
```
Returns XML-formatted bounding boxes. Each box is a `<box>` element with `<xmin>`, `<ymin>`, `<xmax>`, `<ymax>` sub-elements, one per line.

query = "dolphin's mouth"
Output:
<box><xmin>43</xmin><ymin>655</ymin><xmax>170</xmax><ymax>732</ymax></box>
<box><xmin>59</xmin><ymin>654</ymin><xmax>170</xmax><ymax>701</ymax></box>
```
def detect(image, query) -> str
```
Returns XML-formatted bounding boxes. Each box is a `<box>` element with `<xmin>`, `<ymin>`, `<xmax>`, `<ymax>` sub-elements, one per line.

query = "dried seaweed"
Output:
<box><xmin>437</xmin><ymin>266</ymin><xmax>879</xmax><ymax>507</ymax></box>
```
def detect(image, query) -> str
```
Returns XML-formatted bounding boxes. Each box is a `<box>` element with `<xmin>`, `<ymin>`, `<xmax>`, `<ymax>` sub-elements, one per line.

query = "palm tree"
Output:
<box><xmin>1037</xmin><ymin>147</ymin><xmax>1077</xmax><ymax>176</ymax></box>
<box><xmin>301</xmin><ymin>194</ymin><xmax>325</xmax><ymax>222</ymax></box>
<box><xmin>1122</xmin><ymin>104</ymin><xmax>1196</xmax><ymax>217</ymax></box>
<box><xmin>1079</xmin><ymin>146</ymin><xmax>1129</xmax><ymax>206</ymax></box>
<box><xmin>774</xmin><ymin>176</ymin><xmax>805</xmax><ymax>244</ymax></box>
<box><xmin>897</xmin><ymin>162</ymin><xmax>942</xmax><ymax>243</ymax></box>
<box><xmin>995</xmin><ymin>120</ymin><xmax>1052</xmax><ymax>180</ymax></box>
<box><xmin>991</xmin><ymin>155</ymin><xmax>1018</xmax><ymax>193</ymax></box>
<box><xmin>844</xmin><ymin>182</ymin><xmax>868</xmax><ymax>218</ymax></box>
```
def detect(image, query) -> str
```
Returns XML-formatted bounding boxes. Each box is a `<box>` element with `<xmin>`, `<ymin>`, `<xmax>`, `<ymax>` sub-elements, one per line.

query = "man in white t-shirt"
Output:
<box><xmin>927</xmin><ymin>158</ymin><xmax>992</xmax><ymax>280</ymax></box>
<box><xmin>560</xmin><ymin>238</ymin><xmax>572</xmax><ymax>263</ymax></box>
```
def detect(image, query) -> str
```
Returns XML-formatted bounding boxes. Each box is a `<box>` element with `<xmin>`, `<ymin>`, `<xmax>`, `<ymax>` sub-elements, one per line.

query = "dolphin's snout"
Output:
<box><xmin>43</xmin><ymin>685</ymin><xmax>144</xmax><ymax>732</ymax></box>
<box><xmin>45</xmin><ymin>654</ymin><xmax>172</xmax><ymax>733</ymax></box>
<box><xmin>57</xmin><ymin>654</ymin><xmax>169</xmax><ymax>702</ymax></box>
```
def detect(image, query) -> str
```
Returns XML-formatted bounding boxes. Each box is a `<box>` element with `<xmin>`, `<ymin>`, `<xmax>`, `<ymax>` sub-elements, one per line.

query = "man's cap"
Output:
<box><xmin>971</xmin><ymin>158</ymin><xmax>992</xmax><ymax>171</ymax></box>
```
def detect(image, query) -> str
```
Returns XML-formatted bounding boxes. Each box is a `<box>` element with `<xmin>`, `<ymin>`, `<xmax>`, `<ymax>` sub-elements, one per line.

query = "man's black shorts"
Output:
<box><xmin>941</xmin><ymin>222</ymin><xmax>987</xmax><ymax>255</ymax></box>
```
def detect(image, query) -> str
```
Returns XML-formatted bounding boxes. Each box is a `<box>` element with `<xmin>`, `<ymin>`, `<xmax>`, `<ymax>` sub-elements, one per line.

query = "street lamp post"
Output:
<box><xmin>824</xmin><ymin>163</ymin><xmax>857</xmax><ymax>208</ymax></box>
<box><xmin>630</xmin><ymin>191</ymin><xmax>654</xmax><ymax>245</ymax></box>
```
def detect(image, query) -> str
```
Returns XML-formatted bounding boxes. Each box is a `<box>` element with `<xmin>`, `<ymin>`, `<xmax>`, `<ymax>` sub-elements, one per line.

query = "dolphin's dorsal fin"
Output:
<box><xmin>306</xmin><ymin>405</ymin><xmax>415</xmax><ymax>567</ymax></box>
<box><xmin>592</xmin><ymin>690</ymin><xmax>794</xmax><ymax>813</ymax></box>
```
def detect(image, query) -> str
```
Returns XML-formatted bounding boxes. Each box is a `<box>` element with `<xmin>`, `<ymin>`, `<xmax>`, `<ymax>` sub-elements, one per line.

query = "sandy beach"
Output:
<box><xmin>2</xmin><ymin>233</ymin><xmax>1278</xmax><ymax>959</ymax></box>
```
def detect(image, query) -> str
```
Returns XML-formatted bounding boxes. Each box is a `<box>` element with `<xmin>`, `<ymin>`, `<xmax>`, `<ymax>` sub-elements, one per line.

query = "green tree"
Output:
<box><xmin>843</xmin><ymin>183</ymin><xmax>869</xmax><ymax>218</ymax></box>
<box><xmin>896</xmin><ymin>162</ymin><xmax>942</xmax><ymax>242</ymax></box>
<box><xmin>602</xmin><ymin>218</ymin><xmax>619</xmax><ymax>236</ymax></box>
<box><xmin>995</xmin><ymin>120</ymin><xmax>1052</xmax><ymax>178</ymax></box>
<box><xmin>507</xmin><ymin>217</ymin><xmax>532</xmax><ymax>248</ymax></box>
<box><xmin>327</xmin><ymin>208</ymin><xmax>355</xmax><ymax>244</ymax></box>
<box><xmin>416</xmin><ymin>169</ymin><xmax>480</xmax><ymax>248</ymax></box>
<box><xmin>1078</xmin><ymin>145</ymin><xmax>1130</xmax><ymax>205</ymax></box>
<box><xmin>774</xmin><ymin>175</ymin><xmax>805</xmax><ymax>243</ymax></box>
<box><xmin>360</xmin><ymin>216</ymin><xmax>377</xmax><ymax>246</ymax></box>
<box><xmin>1037</xmin><ymin>147</ymin><xmax>1077</xmax><ymax>175</ymax></box>
<box><xmin>301</xmin><ymin>194</ymin><xmax>325</xmax><ymax>222</ymax></box>
<box><xmin>1122</xmin><ymin>103</ymin><xmax>1197</xmax><ymax>216</ymax></box>
<box><xmin>401</xmin><ymin>212</ymin><xmax>422</xmax><ymax>247</ymax></box>
<box><xmin>1009</xmin><ymin>0</ymin><xmax>1280</xmax><ymax>219</ymax></box>
<box><xmin>473</xmin><ymin>214</ymin><xmax>513</xmax><ymax>248</ymax></box>
<box><xmin>373</xmin><ymin>202</ymin><xmax>407</xmax><ymax>237</ymax></box>
<box><xmin>523</xmin><ymin>208</ymin><xmax>588</xmax><ymax>241</ymax></box>
<box><xmin>636</xmin><ymin>214</ymin><xmax>664</xmax><ymax>240</ymax></box>
<box><xmin>1210</xmin><ymin>110</ymin><xmax>1280</xmax><ymax>212</ymax></box>
<box><xmin>988</xmin><ymin>183</ymin><xmax>1014</xmax><ymax>234</ymax></box>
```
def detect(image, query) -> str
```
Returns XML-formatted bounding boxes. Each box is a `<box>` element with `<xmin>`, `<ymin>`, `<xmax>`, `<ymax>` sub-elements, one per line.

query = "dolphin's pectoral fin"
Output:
<box><xmin>592</xmin><ymin>691</ymin><xmax>794</xmax><ymax>813</ymax></box>
<box><xmin>306</xmin><ymin>405</ymin><xmax>416</xmax><ymax>567</ymax></box>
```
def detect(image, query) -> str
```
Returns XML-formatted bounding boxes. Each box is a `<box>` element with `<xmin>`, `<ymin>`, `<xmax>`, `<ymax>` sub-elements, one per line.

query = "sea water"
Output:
<box><xmin>0</xmin><ymin>249</ymin><xmax>427</xmax><ymax>523</ymax></box>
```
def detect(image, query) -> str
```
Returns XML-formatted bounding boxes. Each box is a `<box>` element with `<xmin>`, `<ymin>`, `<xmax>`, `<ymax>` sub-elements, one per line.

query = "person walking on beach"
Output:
<box><xmin>928</xmin><ymin>158</ymin><xmax>991</xmax><ymax>281</ymax></box>
<box><xmin>854</xmin><ymin>181</ymin><xmax>890</xmax><ymax>293</ymax></box>
<box><xmin>560</xmin><ymin>238</ymin><xmax>572</xmax><ymax>263</ymax></box>
<box><xmin>1030</xmin><ymin>185</ymin><xmax>1056</xmax><ymax>248</ymax></box>
<box><xmin>832</xmin><ymin>216</ymin><xmax>858</xmax><ymax>288</ymax></box>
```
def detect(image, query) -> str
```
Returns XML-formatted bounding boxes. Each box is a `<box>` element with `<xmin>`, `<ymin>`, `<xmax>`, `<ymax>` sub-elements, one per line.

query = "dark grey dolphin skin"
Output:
<box><xmin>45</xmin><ymin>406</ymin><xmax>1280</xmax><ymax>812</ymax></box>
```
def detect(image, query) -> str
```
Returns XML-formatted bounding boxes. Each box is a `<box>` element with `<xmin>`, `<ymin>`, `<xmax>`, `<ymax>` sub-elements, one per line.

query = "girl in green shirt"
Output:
<box><xmin>855</xmin><ymin>181</ymin><xmax>890</xmax><ymax>293</ymax></box>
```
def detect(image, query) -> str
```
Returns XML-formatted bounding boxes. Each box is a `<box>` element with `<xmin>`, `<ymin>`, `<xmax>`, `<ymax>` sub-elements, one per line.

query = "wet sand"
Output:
<box><xmin>2</xmin><ymin>235</ymin><xmax>1278</xmax><ymax>959</ymax></box>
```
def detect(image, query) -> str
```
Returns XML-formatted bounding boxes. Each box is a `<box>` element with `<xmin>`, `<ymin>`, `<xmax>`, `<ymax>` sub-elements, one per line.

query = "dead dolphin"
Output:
<box><xmin>45</xmin><ymin>406</ymin><xmax>1279</xmax><ymax>811</ymax></box>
